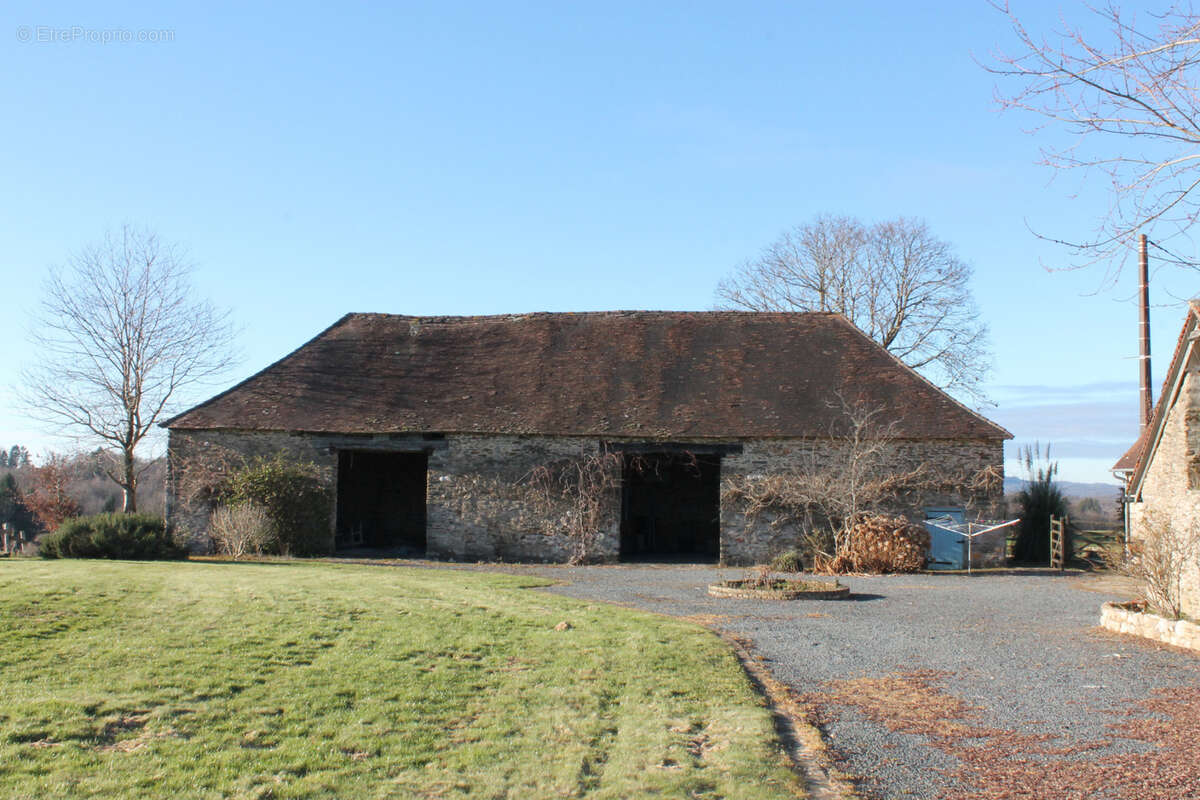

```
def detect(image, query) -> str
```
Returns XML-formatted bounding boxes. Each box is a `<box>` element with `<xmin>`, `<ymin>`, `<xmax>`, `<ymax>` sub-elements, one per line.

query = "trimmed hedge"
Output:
<box><xmin>40</xmin><ymin>513</ymin><xmax>186</xmax><ymax>560</ymax></box>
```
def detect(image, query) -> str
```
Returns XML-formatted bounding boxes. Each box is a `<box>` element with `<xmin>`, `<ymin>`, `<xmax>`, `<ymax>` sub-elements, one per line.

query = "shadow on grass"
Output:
<box><xmin>185</xmin><ymin>556</ymin><xmax>345</xmax><ymax>569</ymax></box>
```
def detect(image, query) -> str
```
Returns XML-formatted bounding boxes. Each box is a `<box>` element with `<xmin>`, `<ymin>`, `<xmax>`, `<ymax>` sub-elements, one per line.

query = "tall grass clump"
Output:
<box><xmin>1014</xmin><ymin>443</ymin><xmax>1067</xmax><ymax>564</ymax></box>
<box><xmin>208</xmin><ymin>503</ymin><xmax>272</xmax><ymax>559</ymax></box>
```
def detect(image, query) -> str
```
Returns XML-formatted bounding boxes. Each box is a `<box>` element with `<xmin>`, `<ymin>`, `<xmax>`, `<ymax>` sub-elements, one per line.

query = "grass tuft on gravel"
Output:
<box><xmin>0</xmin><ymin>560</ymin><xmax>800</xmax><ymax>799</ymax></box>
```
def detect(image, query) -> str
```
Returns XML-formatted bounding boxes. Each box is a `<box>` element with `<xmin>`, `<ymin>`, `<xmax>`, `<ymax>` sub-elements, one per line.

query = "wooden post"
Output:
<box><xmin>1139</xmin><ymin>234</ymin><xmax>1153</xmax><ymax>430</ymax></box>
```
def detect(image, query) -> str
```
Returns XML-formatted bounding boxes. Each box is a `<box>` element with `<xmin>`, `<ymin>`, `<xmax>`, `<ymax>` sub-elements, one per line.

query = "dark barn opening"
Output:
<box><xmin>620</xmin><ymin>452</ymin><xmax>720</xmax><ymax>562</ymax></box>
<box><xmin>336</xmin><ymin>450</ymin><xmax>427</xmax><ymax>553</ymax></box>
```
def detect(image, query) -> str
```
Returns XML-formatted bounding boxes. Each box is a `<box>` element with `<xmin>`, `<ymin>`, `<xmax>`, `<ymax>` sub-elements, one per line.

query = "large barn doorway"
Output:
<box><xmin>619</xmin><ymin>452</ymin><xmax>720</xmax><ymax>562</ymax></box>
<box><xmin>336</xmin><ymin>451</ymin><xmax>427</xmax><ymax>554</ymax></box>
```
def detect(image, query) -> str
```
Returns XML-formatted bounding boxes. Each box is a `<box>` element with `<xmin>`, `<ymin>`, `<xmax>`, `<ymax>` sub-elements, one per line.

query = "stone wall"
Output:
<box><xmin>718</xmin><ymin>438</ymin><xmax>1004</xmax><ymax>565</ymax></box>
<box><xmin>167</xmin><ymin>428</ymin><xmax>340</xmax><ymax>552</ymax></box>
<box><xmin>1127</xmin><ymin>369</ymin><xmax>1200</xmax><ymax>618</ymax></box>
<box><xmin>167</xmin><ymin>429</ymin><xmax>614</xmax><ymax>560</ymax></box>
<box><xmin>1101</xmin><ymin>601</ymin><xmax>1200</xmax><ymax>652</ymax></box>
<box><xmin>168</xmin><ymin>429</ymin><xmax>1003</xmax><ymax>566</ymax></box>
<box><xmin>426</xmin><ymin>435</ymin><xmax>618</xmax><ymax>562</ymax></box>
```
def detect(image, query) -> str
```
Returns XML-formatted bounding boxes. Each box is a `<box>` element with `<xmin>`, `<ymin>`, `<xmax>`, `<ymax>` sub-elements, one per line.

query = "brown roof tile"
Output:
<box><xmin>164</xmin><ymin>311</ymin><xmax>1010</xmax><ymax>440</ymax></box>
<box><xmin>1113</xmin><ymin>429</ymin><xmax>1150</xmax><ymax>473</ymax></box>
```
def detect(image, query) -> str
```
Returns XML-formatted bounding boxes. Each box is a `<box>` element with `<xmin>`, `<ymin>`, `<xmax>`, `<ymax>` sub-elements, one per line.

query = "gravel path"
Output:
<box><xmin>472</xmin><ymin>564</ymin><xmax>1200</xmax><ymax>799</ymax></box>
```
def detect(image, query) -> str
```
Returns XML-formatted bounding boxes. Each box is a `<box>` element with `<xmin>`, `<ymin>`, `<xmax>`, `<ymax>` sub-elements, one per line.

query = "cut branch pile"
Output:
<box><xmin>818</xmin><ymin>514</ymin><xmax>930</xmax><ymax>574</ymax></box>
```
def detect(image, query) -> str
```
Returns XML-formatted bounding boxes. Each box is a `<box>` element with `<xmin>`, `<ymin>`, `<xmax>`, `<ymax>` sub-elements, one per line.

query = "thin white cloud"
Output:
<box><xmin>987</xmin><ymin>381</ymin><xmax>1141</xmax><ymax>484</ymax></box>
<box><xmin>991</xmin><ymin>380</ymin><xmax>1136</xmax><ymax>405</ymax></box>
<box><xmin>990</xmin><ymin>399</ymin><xmax>1137</xmax><ymax>442</ymax></box>
<box><xmin>1006</xmin><ymin>439</ymin><xmax>1130</xmax><ymax>459</ymax></box>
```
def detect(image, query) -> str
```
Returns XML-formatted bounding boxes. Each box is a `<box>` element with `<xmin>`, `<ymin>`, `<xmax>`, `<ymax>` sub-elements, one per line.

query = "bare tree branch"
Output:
<box><xmin>989</xmin><ymin>1</ymin><xmax>1200</xmax><ymax>278</ymax></box>
<box><xmin>716</xmin><ymin>215</ymin><xmax>991</xmax><ymax>406</ymax></box>
<box><xmin>20</xmin><ymin>226</ymin><xmax>237</xmax><ymax>512</ymax></box>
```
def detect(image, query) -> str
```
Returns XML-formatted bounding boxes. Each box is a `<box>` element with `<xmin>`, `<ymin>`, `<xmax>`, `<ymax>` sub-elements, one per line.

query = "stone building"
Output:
<box><xmin>1114</xmin><ymin>301</ymin><xmax>1200</xmax><ymax>617</ymax></box>
<box><xmin>164</xmin><ymin>311</ymin><xmax>1010</xmax><ymax>564</ymax></box>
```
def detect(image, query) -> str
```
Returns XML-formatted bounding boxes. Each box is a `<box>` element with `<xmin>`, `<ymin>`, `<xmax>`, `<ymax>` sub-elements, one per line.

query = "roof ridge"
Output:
<box><xmin>345</xmin><ymin>309</ymin><xmax>843</xmax><ymax>322</ymax></box>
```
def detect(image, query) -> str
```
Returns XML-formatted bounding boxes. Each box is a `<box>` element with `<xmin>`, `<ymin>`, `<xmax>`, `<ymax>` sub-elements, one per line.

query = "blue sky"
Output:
<box><xmin>1</xmin><ymin>1</ymin><xmax>1195</xmax><ymax>484</ymax></box>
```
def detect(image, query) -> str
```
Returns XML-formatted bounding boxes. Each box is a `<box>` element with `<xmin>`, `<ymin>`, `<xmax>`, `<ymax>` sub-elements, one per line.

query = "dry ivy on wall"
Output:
<box><xmin>169</xmin><ymin>442</ymin><xmax>248</xmax><ymax>517</ymax></box>
<box><xmin>721</xmin><ymin>401</ymin><xmax>1002</xmax><ymax>565</ymax></box>
<box><xmin>527</xmin><ymin>450</ymin><xmax>623</xmax><ymax>564</ymax></box>
<box><xmin>526</xmin><ymin>450</ymin><xmax>697</xmax><ymax>564</ymax></box>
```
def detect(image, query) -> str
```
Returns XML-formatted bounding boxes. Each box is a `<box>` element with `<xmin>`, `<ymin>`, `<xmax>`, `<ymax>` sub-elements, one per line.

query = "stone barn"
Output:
<box><xmin>164</xmin><ymin>311</ymin><xmax>1010</xmax><ymax>564</ymax></box>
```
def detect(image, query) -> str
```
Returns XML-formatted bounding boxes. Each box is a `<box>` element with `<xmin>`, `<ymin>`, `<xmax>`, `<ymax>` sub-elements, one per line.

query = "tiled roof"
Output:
<box><xmin>1115</xmin><ymin>300</ymin><xmax>1200</xmax><ymax>486</ymax></box>
<box><xmin>1113</xmin><ymin>430</ymin><xmax>1149</xmax><ymax>473</ymax></box>
<box><xmin>165</xmin><ymin>311</ymin><xmax>1011</xmax><ymax>441</ymax></box>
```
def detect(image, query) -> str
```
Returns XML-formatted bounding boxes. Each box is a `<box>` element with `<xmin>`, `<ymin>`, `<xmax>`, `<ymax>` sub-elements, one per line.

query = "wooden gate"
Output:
<box><xmin>1049</xmin><ymin>515</ymin><xmax>1067</xmax><ymax>570</ymax></box>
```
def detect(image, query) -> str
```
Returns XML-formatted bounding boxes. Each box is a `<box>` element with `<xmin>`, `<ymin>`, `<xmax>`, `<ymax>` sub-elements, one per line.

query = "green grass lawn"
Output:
<box><xmin>0</xmin><ymin>560</ymin><xmax>799</xmax><ymax>799</ymax></box>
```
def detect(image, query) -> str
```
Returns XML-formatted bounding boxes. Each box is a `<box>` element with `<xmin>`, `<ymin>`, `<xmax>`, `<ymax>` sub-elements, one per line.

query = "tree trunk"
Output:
<box><xmin>121</xmin><ymin>447</ymin><xmax>138</xmax><ymax>513</ymax></box>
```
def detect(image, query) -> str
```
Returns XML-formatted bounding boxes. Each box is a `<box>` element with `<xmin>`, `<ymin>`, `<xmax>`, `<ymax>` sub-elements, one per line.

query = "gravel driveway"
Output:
<box><xmin>497</xmin><ymin>565</ymin><xmax>1200</xmax><ymax>800</ymax></box>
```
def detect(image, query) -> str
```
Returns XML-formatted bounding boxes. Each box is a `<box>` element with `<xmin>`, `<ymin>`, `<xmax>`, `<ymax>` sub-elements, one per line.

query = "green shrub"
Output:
<box><xmin>224</xmin><ymin>456</ymin><xmax>331</xmax><ymax>556</ymax></box>
<box><xmin>40</xmin><ymin>513</ymin><xmax>186</xmax><ymax>560</ymax></box>
<box><xmin>769</xmin><ymin>549</ymin><xmax>805</xmax><ymax>573</ymax></box>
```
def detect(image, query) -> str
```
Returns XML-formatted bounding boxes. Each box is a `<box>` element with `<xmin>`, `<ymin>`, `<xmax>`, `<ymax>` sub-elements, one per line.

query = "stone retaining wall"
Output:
<box><xmin>1100</xmin><ymin>602</ymin><xmax>1200</xmax><ymax>653</ymax></box>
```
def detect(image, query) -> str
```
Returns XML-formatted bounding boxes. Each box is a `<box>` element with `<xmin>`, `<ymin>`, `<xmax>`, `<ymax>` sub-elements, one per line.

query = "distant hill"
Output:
<box><xmin>1002</xmin><ymin>477</ymin><xmax>1122</xmax><ymax>499</ymax></box>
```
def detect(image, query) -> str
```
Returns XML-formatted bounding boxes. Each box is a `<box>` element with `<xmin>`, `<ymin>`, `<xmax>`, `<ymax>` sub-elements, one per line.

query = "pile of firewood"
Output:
<box><xmin>823</xmin><ymin>514</ymin><xmax>930</xmax><ymax>574</ymax></box>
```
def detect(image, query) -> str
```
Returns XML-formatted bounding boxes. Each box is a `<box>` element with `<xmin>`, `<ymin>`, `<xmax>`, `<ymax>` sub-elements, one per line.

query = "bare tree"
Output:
<box><xmin>990</xmin><ymin>3</ymin><xmax>1200</xmax><ymax>275</ymax></box>
<box><xmin>716</xmin><ymin>215</ymin><xmax>991</xmax><ymax>405</ymax></box>
<box><xmin>22</xmin><ymin>226</ymin><xmax>236</xmax><ymax>512</ymax></box>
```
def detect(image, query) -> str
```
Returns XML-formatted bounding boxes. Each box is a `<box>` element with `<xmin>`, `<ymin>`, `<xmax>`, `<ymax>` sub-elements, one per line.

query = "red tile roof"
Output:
<box><xmin>1113</xmin><ymin>430</ymin><xmax>1149</xmax><ymax>473</ymax></box>
<box><xmin>164</xmin><ymin>311</ymin><xmax>1011</xmax><ymax>440</ymax></box>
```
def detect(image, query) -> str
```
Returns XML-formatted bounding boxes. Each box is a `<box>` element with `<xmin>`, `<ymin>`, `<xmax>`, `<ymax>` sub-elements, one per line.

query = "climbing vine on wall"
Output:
<box><xmin>527</xmin><ymin>449</ymin><xmax>623</xmax><ymax>564</ymax></box>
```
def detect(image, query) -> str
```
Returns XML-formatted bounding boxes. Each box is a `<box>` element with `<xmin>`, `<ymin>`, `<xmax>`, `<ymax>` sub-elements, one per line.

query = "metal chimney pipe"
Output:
<box><xmin>1139</xmin><ymin>233</ymin><xmax>1153</xmax><ymax>430</ymax></box>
